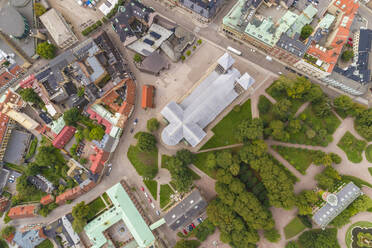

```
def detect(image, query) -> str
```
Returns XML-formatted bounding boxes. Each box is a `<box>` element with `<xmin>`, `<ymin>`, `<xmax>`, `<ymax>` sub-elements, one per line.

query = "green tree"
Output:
<box><xmin>273</xmin><ymin>99</ymin><xmax>292</xmax><ymax>119</ymax></box>
<box><xmin>341</xmin><ymin>50</ymin><xmax>354</xmax><ymax>61</ymax></box>
<box><xmin>300</xmin><ymin>25</ymin><xmax>314</xmax><ymax>40</ymax></box>
<box><xmin>306</xmin><ymin>85</ymin><xmax>323</xmax><ymax>103</ymax></box>
<box><xmin>216</xmin><ymin>151</ymin><xmax>232</xmax><ymax>169</ymax></box>
<box><xmin>174</xmin><ymin>239</ymin><xmax>200</xmax><ymax>248</ymax></box>
<box><xmin>34</xmin><ymin>3</ymin><xmax>46</xmax><ymax>16</ymax></box>
<box><xmin>313</xmin><ymin>98</ymin><xmax>331</xmax><ymax>117</ymax></box>
<box><xmin>175</xmin><ymin>149</ymin><xmax>194</xmax><ymax>166</ymax></box>
<box><xmin>0</xmin><ymin>239</ymin><xmax>8</xmax><ymax>248</ymax></box>
<box><xmin>36</xmin><ymin>42</ymin><xmax>56</xmax><ymax>59</ymax></box>
<box><xmin>63</xmin><ymin>107</ymin><xmax>80</xmax><ymax>126</ymax></box>
<box><xmin>197</xmin><ymin>39</ymin><xmax>202</xmax><ymax>45</ymax></box>
<box><xmin>89</xmin><ymin>126</ymin><xmax>105</xmax><ymax>141</ymax></box>
<box><xmin>77</xmin><ymin>87</ymin><xmax>85</xmax><ymax>97</ymax></box>
<box><xmin>296</xmin><ymin>190</ymin><xmax>318</xmax><ymax>215</ymax></box>
<box><xmin>19</xmin><ymin>88</ymin><xmax>44</xmax><ymax>108</ymax></box>
<box><xmin>236</xmin><ymin>118</ymin><xmax>263</xmax><ymax>142</ymax></box>
<box><xmin>35</xmin><ymin>145</ymin><xmax>65</xmax><ymax>169</ymax></box>
<box><xmin>1</xmin><ymin>226</ymin><xmax>15</xmax><ymax>239</ymax></box>
<box><xmin>206</xmin><ymin>153</ymin><xmax>217</xmax><ymax>170</ymax></box>
<box><xmin>288</xmin><ymin>119</ymin><xmax>301</xmax><ymax>134</ymax></box>
<box><xmin>72</xmin><ymin>201</ymin><xmax>91</xmax><ymax>233</ymax></box>
<box><xmin>24</xmin><ymin>162</ymin><xmax>41</xmax><ymax>176</ymax></box>
<box><xmin>286</xmin><ymin>241</ymin><xmax>299</xmax><ymax>248</ymax></box>
<box><xmin>264</xmin><ymin>228</ymin><xmax>281</xmax><ymax>243</ymax></box>
<box><xmin>136</xmin><ymin>132</ymin><xmax>157</xmax><ymax>152</ymax></box>
<box><xmin>298</xmin><ymin>228</ymin><xmax>340</xmax><ymax>248</ymax></box>
<box><xmin>186</xmin><ymin>50</ymin><xmax>191</xmax><ymax>56</ymax></box>
<box><xmin>270</xmin><ymin>120</ymin><xmax>289</xmax><ymax>141</ymax></box>
<box><xmin>133</xmin><ymin>53</ymin><xmax>142</xmax><ymax>63</ymax></box>
<box><xmin>333</xmin><ymin>95</ymin><xmax>353</xmax><ymax>113</ymax></box>
<box><xmin>146</xmin><ymin>118</ymin><xmax>159</xmax><ymax>132</ymax></box>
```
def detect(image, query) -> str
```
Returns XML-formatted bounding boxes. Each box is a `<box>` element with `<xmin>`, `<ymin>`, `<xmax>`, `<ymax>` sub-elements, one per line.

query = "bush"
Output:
<box><xmin>258</xmin><ymin>95</ymin><xmax>272</xmax><ymax>114</ymax></box>
<box><xmin>147</xmin><ymin>118</ymin><xmax>160</xmax><ymax>132</ymax></box>
<box><xmin>233</xmin><ymin>105</ymin><xmax>241</xmax><ymax>112</ymax></box>
<box><xmin>181</xmin><ymin>55</ymin><xmax>186</xmax><ymax>61</ymax></box>
<box><xmin>34</xmin><ymin>3</ymin><xmax>46</xmax><ymax>16</ymax></box>
<box><xmin>133</xmin><ymin>53</ymin><xmax>143</xmax><ymax>63</ymax></box>
<box><xmin>186</xmin><ymin>50</ymin><xmax>191</xmax><ymax>56</ymax></box>
<box><xmin>300</xmin><ymin>25</ymin><xmax>314</xmax><ymax>40</ymax></box>
<box><xmin>36</xmin><ymin>42</ymin><xmax>56</xmax><ymax>59</ymax></box>
<box><xmin>197</xmin><ymin>39</ymin><xmax>202</xmax><ymax>45</ymax></box>
<box><xmin>341</xmin><ymin>50</ymin><xmax>354</xmax><ymax>62</ymax></box>
<box><xmin>297</xmin><ymin>215</ymin><xmax>312</xmax><ymax>228</ymax></box>
<box><xmin>264</xmin><ymin>228</ymin><xmax>281</xmax><ymax>243</ymax></box>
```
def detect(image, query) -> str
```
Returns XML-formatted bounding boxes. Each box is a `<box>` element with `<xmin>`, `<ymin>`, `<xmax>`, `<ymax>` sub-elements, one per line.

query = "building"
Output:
<box><xmin>40</xmin><ymin>8</ymin><xmax>78</xmax><ymax>49</ymax></box>
<box><xmin>127</xmin><ymin>23</ymin><xmax>173</xmax><ymax>56</ymax></box>
<box><xmin>89</xmin><ymin>147</ymin><xmax>110</xmax><ymax>174</ymax></box>
<box><xmin>84</xmin><ymin>180</ymin><xmax>155</xmax><ymax>248</ymax></box>
<box><xmin>0</xmin><ymin>1</ymin><xmax>29</xmax><ymax>39</ymax></box>
<box><xmin>8</xmin><ymin>203</ymin><xmax>39</xmax><ymax>219</ymax></box>
<box><xmin>0</xmin><ymin>64</ymin><xmax>24</xmax><ymax>88</ymax></box>
<box><xmin>161</xmin><ymin>53</ymin><xmax>254</xmax><ymax>147</ymax></box>
<box><xmin>313</xmin><ymin>182</ymin><xmax>362</xmax><ymax>229</ymax></box>
<box><xmin>28</xmin><ymin>175</ymin><xmax>55</xmax><ymax>194</ymax></box>
<box><xmin>52</xmin><ymin>125</ymin><xmax>76</xmax><ymax>149</ymax></box>
<box><xmin>3</xmin><ymin>129</ymin><xmax>31</xmax><ymax>165</ymax></box>
<box><xmin>0</xmin><ymin>196</ymin><xmax>9</xmax><ymax>212</ymax></box>
<box><xmin>164</xmin><ymin>189</ymin><xmax>207</xmax><ymax>230</ymax></box>
<box><xmin>137</xmin><ymin>51</ymin><xmax>170</xmax><ymax>75</ymax></box>
<box><xmin>141</xmin><ymin>85</ymin><xmax>155</xmax><ymax>109</ymax></box>
<box><xmin>0</xmin><ymin>112</ymin><xmax>12</xmax><ymax>162</ymax></box>
<box><xmin>177</xmin><ymin>0</ymin><xmax>223</xmax><ymax>21</ymax></box>
<box><xmin>55</xmin><ymin>186</ymin><xmax>82</xmax><ymax>205</ymax></box>
<box><xmin>12</xmin><ymin>228</ymin><xmax>46</xmax><ymax>248</ymax></box>
<box><xmin>111</xmin><ymin>0</ymin><xmax>155</xmax><ymax>44</ymax></box>
<box><xmin>40</xmin><ymin>194</ymin><xmax>54</xmax><ymax>205</ymax></box>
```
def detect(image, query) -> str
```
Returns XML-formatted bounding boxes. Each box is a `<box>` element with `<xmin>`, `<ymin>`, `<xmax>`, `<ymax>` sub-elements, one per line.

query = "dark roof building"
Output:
<box><xmin>111</xmin><ymin>0</ymin><xmax>154</xmax><ymax>43</ymax></box>
<box><xmin>164</xmin><ymin>189</ymin><xmax>207</xmax><ymax>230</ymax></box>
<box><xmin>179</xmin><ymin>0</ymin><xmax>223</xmax><ymax>20</ymax></box>
<box><xmin>28</xmin><ymin>175</ymin><xmax>55</xmax><ymax>194</ymax></box>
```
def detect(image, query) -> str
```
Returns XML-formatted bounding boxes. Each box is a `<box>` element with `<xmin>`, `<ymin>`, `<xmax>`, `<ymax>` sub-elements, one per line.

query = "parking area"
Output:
<box><xmin>181</xmin><ymin>213</ymin><xmax>207</xmax><ymax>236</ymax></box>
<box><xmin>4</xmin><ymin>170</ymin><xmax>22</xmax><ymax>194</ymax></box>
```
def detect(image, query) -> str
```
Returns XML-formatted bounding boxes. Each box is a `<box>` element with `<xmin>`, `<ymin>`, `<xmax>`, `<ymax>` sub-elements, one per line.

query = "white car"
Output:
<box><xmin>144</xmin><ymin>192</ymin><xmax>148</xmax><ymax>198</ymax></box>
<box><xmin>151</xmin><ymin>203</ymin><xmax>155</xmax><ymax>209</ymax></box>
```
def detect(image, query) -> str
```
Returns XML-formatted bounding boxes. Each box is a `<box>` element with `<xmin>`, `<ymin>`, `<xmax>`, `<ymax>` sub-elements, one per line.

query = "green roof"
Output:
<box><xmin>244</xmin><ymin>11</ymin><xmax>298</xmax><ymax>47</ymax></box>
<box><xmin>50</xmin><ymin>116</ymin><xmax>65</xmax><ymax>135</ymax></box>
<box><xmin>318</xmin><ymin>14</ymin><xmax>335</xmax><ymax>30</ymax></box>
<box><xmin>84</xmin><ymin>182</ymin><xmax>155</xmax><ymax>248</ymax></box>
<box><xmin>222</xmin><ymin>0</ymin><xmax>246</xmax><ymax>29</ymax></box>
<box><xmin>287</xmin><ymin>5</ymin><xmax>317</xmax><ymax>37</ymax></box>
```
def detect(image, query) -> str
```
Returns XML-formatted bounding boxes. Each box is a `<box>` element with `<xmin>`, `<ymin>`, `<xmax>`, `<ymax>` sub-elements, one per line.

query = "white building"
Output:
<box><xmin>160</xmin><ymin>53</ymin><xmax>254</xmax><ymax>147</ymax></box>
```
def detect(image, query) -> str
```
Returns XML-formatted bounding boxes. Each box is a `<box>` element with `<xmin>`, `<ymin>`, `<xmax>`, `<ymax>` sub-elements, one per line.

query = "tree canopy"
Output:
<box><xmin>341</xmin><ymin>50</ymin><xmax>354</xmax><ymax>62</ymax></box>
<box><xmin>298</xmin><ymin>228</ymin><xmax>340</xmax><ymax>248</ymax></box>
<box><xmin>136</xmin><ymin>132</ymin><xmax>157</xmax><ymax>152</ymax></box>
<box><xmin>63</xmin><ymin>107</ymin><xmax>81</xmax><ymax>126</ymax></box>
<box><xmin>36</xmin><ymin>42</ymin><xmax>56</xmax><ymax>59</ymax></box>
<box><xmin>19</xmin><ymin>88</ymin><xmax>44</xmax><ymax>109</ymax></box>
<box><xmin>236</xmin><ymin>118</ymin><xmax>263</xmax><ymax>142</ymax></box>
<box><xmin>1</xmin><ymin>226</ymin><xmax>15</xmax><ymax>239</ymax></box>
<box><xmin>300</xmin><ymin>25</ymin><xmax>314</xmax><ymax>40</ymax></box>
<box><xmin>72</xmin><ymin>201</ymin><xmax>91</xmax><ymax>233</ymax></box>
<box><xmin>89</xmin><ymin>126</ymin><xmax>105</xmax><ymax>141</ymax></box>
<box><xmin>146</xmin><ymin>118</ymin><xmax>160</xmax><ymax>132</ymax></box>
<box><xmin>34</xmin><ymin>3</ymin><xmax>46</xmax><ymax>16</ymax></box>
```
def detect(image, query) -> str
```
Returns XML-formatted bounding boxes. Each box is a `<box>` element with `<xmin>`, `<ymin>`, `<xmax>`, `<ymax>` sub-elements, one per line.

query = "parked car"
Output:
<box><xmin>106</xmin><ymin>166</ymin><xmax>112</xmax><ymax>176</ymax></box>
<box><xmin>156</xmin><ymin>210</ymin><xmax>161</xmax><ymax>216</ymax></box>
<box><xmin>191</xmin><ymin>223</ymin><xmax>196</xmax><ymax>228</ymax></box>
<box><xmin>197</xmin><ymin>217</ymin><xmax>203</xmax><ymax>224</ymax></box>
<box><xmin>188</xmin><ymin>225</ymin><xmax>194</xmax><ymax>232</ymax></box>
<box><xmin>148</xmin><ymin>198</ymin><xmax>152</xmax><ymax>203</ymax></box>
<box><xmin>140</xmin><ymin>186</ymin><xmax>145</xmax><ymax>191</ymax></box>
<box><xmin>144</xmin><ymin>192</ymin><xmax>148</xmax><ymax>198</ymax></box>
<box><xmin>183</xmin><ymin>229</ymin><xmax>188</xmax><ymax>235</ymax></box>
<box><xmin>150</xmin><ymin>203</ymin><xmax>155</xmax><ymax>209</ymax></box>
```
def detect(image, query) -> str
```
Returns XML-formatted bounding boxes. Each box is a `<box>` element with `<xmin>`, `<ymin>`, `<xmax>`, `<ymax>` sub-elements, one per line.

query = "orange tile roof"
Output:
<box><xmin>8</xmin><ymin>204</ymin><xmax>38</xmax><ymax>219</ymax></box>
<box><xmin>307</xmin><ymin>0</ymin><xmax>359</xmax><ymax>72</ymax></box>
<box><xmin>55</xmin><ymin>186</ymin><xmax>82</xmax><ymax>205</ymax></box>
<box><xmin>0</xmin><ymin>70</ymin><xmax>15</xmax><ymax>87</ymax></box>
<box><xmin>89</xmin><ymin>147</ymin><xmax>109</xmax><ymax>174</ymax></box>
<box><xmin>141</xmin><ymin>85</ymin><xmax>154</xmax><ymax>109</ymax></box>
<box><xmin>40</xmin><ymin>195</ymin><xmax>54</xmax><ymax>205</ymax></box>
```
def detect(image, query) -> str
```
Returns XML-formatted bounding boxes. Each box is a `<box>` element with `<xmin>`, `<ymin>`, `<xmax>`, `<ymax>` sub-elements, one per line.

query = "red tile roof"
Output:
<box><xmin>89</xmin><ymin>147</ymin><xmax>109</xmax><ymax>174</ymax></box>
<box><xmin>87</xmin><ymin>107</ymin><xmax>113</xmax><ymax>134</ymax></box>
<box><xmin>141</xmin><ymin>85</ymin><xmax>154</xmax><ymax>109</ymax></box>
<box><xmin>307</xmin><ymin>0</ymin><xmax>359</xmax><ymax>72</ymax></box>
<box><xmin>0</xmin><ymin>70</ymin><xmax>15</xmax><ymax>88</ymax></box>
<box><xmin>55</xmin><ymin>186</ymin><xmax>82</xmax><ymax>205</ymax></box>
<box><xmin>9</xmin><ymin>64</ymin><xmax>23</xmax><ymax>76</ymax></box>
<box><xmin>0</xmin><ymin>113</ymin><xmax>10</xmax><ymax>146</ymax></box>
<box><xmin>40</xmin><ymin>195</ymin><xmax>54</xmax><ymax>205</ymax></box>
<box><xmin>52</xmin><ymin>126</ymin><xmax>76</xmax><ymax>149</ymax></box>
<box><xmin>8</xmin><ymin>204</ymin><xmax>38</xmax><ymax>219</ymax></box>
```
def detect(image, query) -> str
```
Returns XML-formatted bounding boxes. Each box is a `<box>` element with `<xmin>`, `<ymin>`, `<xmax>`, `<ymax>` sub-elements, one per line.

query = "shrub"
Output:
<box><xmin>133</xmin><ymin>53</ymin><xmax>143</xmax><ymax>63</ymax></box>
<box><xmin>186</xmin><ymin>50</ymin><xmax>191</xmax><ymax>56</ymax></box>
<box><xmin>34</xmin><ymin>3</ymin><xmax>46</xmax><ymax>16</ymax></box>
<box><xmin>181</xmin><ymin>55</ymin><xmax>186</xmax><ymax>61</ymax></box>
<box><xmin>36</xmin><ymin>42</ymin><xmax>56</xmax><ymax>59</ymax></box>
<box><xmin>193</xmin><ymin>45</ymin><xmax>197</xmax><ymax>50</ymax></box>
<box><xmin>233</xmin><ymin>105</ymin><xmax>241</xmax><ymax>112</ymax></box>
<box><xmin>197</xmin><ymin>39</ymin><xmax>202</xmax><ymax>45</ymax></box>
<box><xmin>297</xmin><ymin>215</ymin><xmax>312</xmax><ymax>228</ymax></box>
<box><xmin>341</xmin><ymin>50</ymin><xmax>354</xmax><ymax>61</ymax></box>
<box><xmin>147</xmin><ymin>118</ymin><xmax>160</xmax><ymax>132</ymax></box>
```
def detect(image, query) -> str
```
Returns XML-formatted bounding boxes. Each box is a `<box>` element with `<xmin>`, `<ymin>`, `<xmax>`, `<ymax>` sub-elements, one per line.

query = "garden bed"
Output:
<box><xmin>338</xmin><ymin>132</ymin><xmax>367</xmax><ymax>163</ymax></box>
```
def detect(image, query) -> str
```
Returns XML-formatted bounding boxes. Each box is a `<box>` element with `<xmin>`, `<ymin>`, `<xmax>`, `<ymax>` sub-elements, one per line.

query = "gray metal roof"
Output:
<box><xmin>0</xmin><ymin>4</ymin><xmax>26</xmax><ymax>38</ymax></box>
<box><xmin>161</xmin><ymin>53</ymin><xmax>254</xmax><ymax>147</ymax></box>
<box><xmin>164</xmin><ymin>189</ymin><xmax>207</xmax><ymax>231</ymax></box>
<box><xmin>313</xmin><ymin>182</ymin><xmax>361</xmax><ymax>228</ymax></box>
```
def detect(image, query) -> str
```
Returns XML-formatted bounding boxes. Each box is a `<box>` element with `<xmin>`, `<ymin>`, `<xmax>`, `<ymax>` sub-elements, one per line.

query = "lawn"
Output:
<box><xmin>4</xmin><ymin>163</ymin><xmax>25</xmax><ymax>172</ymax></box>
<box><xmin>102</xmin><ymin>192</ymin><xmax>111</xmax><ymax>205</ymax></box>
<box><xmin>36</xmin><ymin>239</ymin><xmax>53</xmax><ymax>248</ymax></box>
<box><xmin>127</xmin><ymin>145</ymin><xmax>158</xmax><ymax>179</ymax></box>
<box><xmin>345</xmin><ymin>221</ymin><xmax>372</xmax><ymax>248</ymax></box>
<box><xmin>337</xmin><ymin>131</ymin><xmax>367</xmax><ymax>163</ymax></box>
<box><xmin>144</xmin><ymin>179</ymin><xmax>158</xmax><ymax>200</ymax></box>
<box><xmin>341</xmin><ymin>175</ymin><xmax>372</xmax><ymax>189</ymax></box>
<box><xmin>87</xmin><ymin>197</ymin><xmax>106</xmax><ymax>220</ymax></box>
<box><xmin>160</xmin><ymin>184</ymin><xmax>174</xmax><ymax>209</ymax></box>
<box><xmin>366</xmin><ymin>145</ymin><xmax>372</xmax><ymax>163</ymax></box>
<box><xmin>25</xmin><ymin>138</ymin><xmax>38</xmax><ymax>160</ymax></box>
<box><xmin>272</xmin><ymin>146</ymin><xmax>313</xmax><ymax>175</ymax></box>
<box><xmin>284</xmin><ymin>217</ymin><xmax>307</xmax><ymax>239</ymax></box>
<box><xmin>200</xmin><ymin>99</ymin><xmax>251</xmax><ymax>150</ymax></box>
<box><xmin>369</xmin><ymin>168</ymin><xmax>372</xmax><ymax>177</ymax></box>
<box><xmin>193</xmin><ymin>150</ymin><xmax>230</xmax><ymax>179</ymax></box>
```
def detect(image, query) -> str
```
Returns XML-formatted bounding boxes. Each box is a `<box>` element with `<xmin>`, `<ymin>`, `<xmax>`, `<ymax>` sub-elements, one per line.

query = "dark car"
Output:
<box><xmin>188</xmin><ymin>225</ymin><xmax>194</xmax><ymax>232</ymax></box>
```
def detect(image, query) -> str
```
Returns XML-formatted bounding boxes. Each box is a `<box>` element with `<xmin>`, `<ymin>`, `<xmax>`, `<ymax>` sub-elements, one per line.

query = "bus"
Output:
<box><xmin>227</xmin><ymin>46</ymin><xmax>242</xmax><ymax>56</ymax></box>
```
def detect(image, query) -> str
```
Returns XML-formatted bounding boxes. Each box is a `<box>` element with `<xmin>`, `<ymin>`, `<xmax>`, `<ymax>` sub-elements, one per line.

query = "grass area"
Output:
<box><xmin>369</xmin><ymin>168</ymin><xmax>372</xmax><ymax>177</ymax></box>
<box><xmin>189</xmin><ymin>167</ymin><xmax>201</xmax><ymax>180</ymax></box>
<box><xmin>87</xmin><ymin>197</ymin><xmax>106</xmax><ymax>220</ymax></box>
<box><xmin>366</xmin><ymin>145</ymin><xmax>372</xmax><ymax>163</ymax></box>
<box><xmin>102</xmin><ymin>192</ymin><xmax>111</xmax><ymax>206</ymax></box>
<box><xmin>258</xmin><ymin>95</ymin><xmax>275</xmax><ymax>126</ymax></box>
<box><xmin>272</xmin><ymin>146</ymin><xmax>313</xmax><ymax>175</ymax></box>
<box><xmin>193</xmin><ymin>150</ymin><xmax>226</xmax><ymax>179</ymax></box>
<box><xmin>25</xmin><ymin>138</ymin><xmax>38</xmax><ymax>160</ymax></box>
<box><xmin>200</xmin><ymin>99</ymin><xmax>251</xmax><ymax>150</ymax></box>
<box><xmin>160</xmin><ymin>184</ymin><xmax>174</xmax><ymax>209</ymax></box>
<box><xmin>127</xmin><ymin>145</ymin><xmax>158</xmax><ymax>179</ymax></box>
<box><xmin>143</xmin><ymin>179</ymin><xmax>158</xmax><ymax>200</ymax></box>
<box><xmin>337</xmin><ymin>131</ymin><xmax>367</xmax><ymax>163</ymax></box>
<box><xmin>4</xmin><ymin>162</ymin><xmax>25</xmax><ymax>172</ymax></box>
<box><xmin>284</xmin><ymin>217</ymin><xmax>307</xmax><ymax>239</ymax></box>
<box><xmin>341</xmin><ymin>175</ymin><xmax>372</xmax><ymax>189</ymax></box>
<box><xmin>345</xmin><ymin>221</ymin><xmax>372</xmax><ymax>248</ymax></box>
<box><xmin>36</xmin><ymin>239</ymin><xmax>53</xmax><ymax>248</ymax></box>
<box><xmin>288</xmin><ymin>105</ymin><xmax>340</xmax><ymax>147</ymax></box>
<box><xmin>161</xmin><ymin>154</ymin><xmax>172</xmax><ymax>168</ymax></box>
